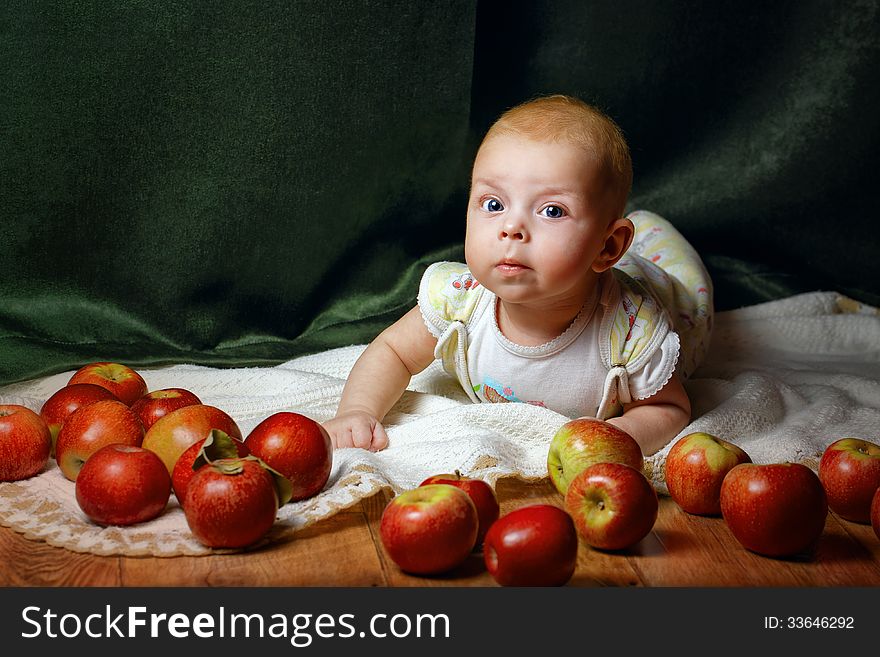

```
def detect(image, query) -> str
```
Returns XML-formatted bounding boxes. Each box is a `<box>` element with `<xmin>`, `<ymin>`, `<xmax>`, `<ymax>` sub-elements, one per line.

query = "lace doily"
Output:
<box><xmin>0</xmin><ymin>350</ymin><xmax>561</xmax><ymax>556</ymax></box>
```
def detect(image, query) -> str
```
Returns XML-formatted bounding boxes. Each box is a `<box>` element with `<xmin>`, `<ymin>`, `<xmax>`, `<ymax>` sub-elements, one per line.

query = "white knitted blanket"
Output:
<box><xmin>1</xmin><ymin>291</ymin><xmax>878</xmax><ymax>556</ymax></box>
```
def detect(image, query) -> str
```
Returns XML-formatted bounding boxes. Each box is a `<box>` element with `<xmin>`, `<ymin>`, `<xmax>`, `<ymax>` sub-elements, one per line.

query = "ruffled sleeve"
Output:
<box><xmin>626</xmin><ymin>330</ymin><xmax>681</xmax><ymax>401</ymax></box>
<box><xmin>417</xmin><ymin>262</ymin><xmax>486</xmax><ymax>338</ymax></box>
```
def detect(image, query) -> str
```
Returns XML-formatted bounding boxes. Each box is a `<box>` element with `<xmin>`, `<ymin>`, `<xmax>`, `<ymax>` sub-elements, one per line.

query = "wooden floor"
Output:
<box><xmin>2</xmin><ymin>478</ymin><xmax>879</xmax><ymax>587</ymax></box>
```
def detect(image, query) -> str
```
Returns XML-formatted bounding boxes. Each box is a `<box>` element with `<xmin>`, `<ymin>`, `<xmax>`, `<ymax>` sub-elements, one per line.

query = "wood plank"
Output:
<box><xmin>806</xmin><ymin>513</ymin><xmax>880</xmax><ymax>586</ymax></box>
<box><xmin>0</xmin><ymin>528</ymin><xmax>122</xmax><ymax>586</ymax></box>
<box><xmin>609</xmin><ymin>498</ymin><xmax>756</xmax><ymax>587</ymax></box>
<box><xmin>0</xmin><ymin>508</ymin><xmax>386</xmax><ymax>588</ymax></box>
<box><xmin>641</xmin><ymin>504</ymin><xmax>880</xmax><ymax>586</ymax></box>
<box><xmin>836</xmin><ymin>516</ymin><xmax>880</xmax><ymax>564</ymax></box>
<box><xmin>119</xmin><ymin>509</ymin><xmax>386</xmax><ymax>587</ymax></box>
<box><xmin>2</xmin><ymin>479</ymin><xmax>880</xmax><ymax>587</ymax></box>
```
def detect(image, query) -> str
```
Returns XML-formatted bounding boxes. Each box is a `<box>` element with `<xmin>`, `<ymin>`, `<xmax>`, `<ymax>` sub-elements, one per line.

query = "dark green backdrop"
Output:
<box><xmin>2</xmin><ymin>1</ymin><xmax>878</xmax><ymax>385</ymax></box>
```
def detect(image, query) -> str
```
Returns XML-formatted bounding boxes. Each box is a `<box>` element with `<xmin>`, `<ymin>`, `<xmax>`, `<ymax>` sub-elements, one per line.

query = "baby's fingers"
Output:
<box><xmin>323</xmin><ymin>421</ymin><xmax>349</xmax><ymax>450</ymax></box>
<box><xmin>370</xmin><ymin>422</ymin><xmax>389</xmax><ymax>452</ymax></box>
<box><xmin>349</xmin><ymin>422</ymin><xmax>375</xmax><ymax>450</ymax></box>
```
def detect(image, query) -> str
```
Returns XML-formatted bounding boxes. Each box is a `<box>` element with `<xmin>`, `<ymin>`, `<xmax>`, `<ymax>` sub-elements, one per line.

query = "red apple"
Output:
<box><xmin>68</xmin><ymin>362</ymin><xmax>148</xmax><ymax>406</ymax></box>
<box><xmin>871</xmin><ymin>488</ymin><xmax>880</xmax><ymax>542</ymax></box>
<box><xmin>55</xmin><ymin>400</ymin><xmax>145</xmax><ymax>481</ymax></box>
<box><xmin>379</xmin><ymin>484</ymin><xmax>479</xmax><ymax>575</ymax></box>
<box><xmin>75</xmin><ymin>444</ymin><xmax>171</xmax><ymax>526</ymax></box>
<box><xmin>39</xmin><ymin>383</ymin><xmax>119</xmax><ymax>456</ymax></box>
<box><xmin>665</xmin><ymin>432</ymin><xmax>751</xmax><ymax>516</ymax></box>
<box><xmin>818</xmin><ymin>438</ymin><xmax>880</xmax><ymax>523</ymax></box>
<box><xmin>130</xmin><ymin>388</ymin><xmax>202</xmax><ymax>431</ymax></box>
<box><xmin>0</xmin><ymin>405</ymin><xmax>52</xmax><ymax>482</ymax></box>
<box><xmin>565</xmin><ymin>462</ymin><xmax>658</xmax><ymax>550</ymax></box>
<box><xmin>720</xmin><ymin>462</ymin><xmax>828</xmax><ymax>558</ymax></box>
<box><xmin>483</xmin><ymin>504</ymin><xmax>578</xmax><ymax>586</ymax></box>
<box><xmin>547</xmin><ymin>418</ymin><xmax>643</xmax><ymax>495</ymax></box>
<box><xmin>420</xmin><ymin>471</ymin><xmax>499</xmax><ymax>546</ymax></box>
<box><xmin>183</xmin><ymin>457</ymin><xmax>280</xmax><ymax>548</ymax></box>
<box><xmin>244</xmin><ymin>412</ymin><xmax>332</xmax><ymax>501</ymax></box>
<box><xmin>142</xmin><ymin>404</ymin><xmax>241</xmax><ymax>475</ymax></box>
<box><xmin>172</xmin><ymin>431</ymin><xmax>250</xmax><ymax>504</ymax></box>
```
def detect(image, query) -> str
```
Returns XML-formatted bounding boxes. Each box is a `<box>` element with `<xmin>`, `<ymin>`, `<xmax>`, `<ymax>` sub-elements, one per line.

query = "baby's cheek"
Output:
<box><xmin>464</xmin><ymin>237</ymin><xmax>490</xmax><ymax>273</ymax></box>
<box><xmin>540</xmin><ymin>242</ymin><xmax>585</xmax><ymax>276</ymax></box>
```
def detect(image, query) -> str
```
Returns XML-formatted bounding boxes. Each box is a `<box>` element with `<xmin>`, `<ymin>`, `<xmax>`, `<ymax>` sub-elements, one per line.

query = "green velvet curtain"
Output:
<box><xmin>2</xmin><ymin>1</ymin><xmax>878</xmax><ymax>385</ymax></box>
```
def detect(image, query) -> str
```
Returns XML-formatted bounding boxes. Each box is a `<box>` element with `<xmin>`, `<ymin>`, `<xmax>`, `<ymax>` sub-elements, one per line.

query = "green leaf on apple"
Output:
<box><xmin>192</xmin><ymin>429</ymin><xmax>244</xmax><ymax>471</ymax></box>
<box><xmin>193</xmin><ymin>429</ymin><xmax>293</xmax><ymax>505</ymax></box>
<box><xmin>248</xmin><ymin>456</ymin><xmax>294</xmax><ymax>506</ymax></box>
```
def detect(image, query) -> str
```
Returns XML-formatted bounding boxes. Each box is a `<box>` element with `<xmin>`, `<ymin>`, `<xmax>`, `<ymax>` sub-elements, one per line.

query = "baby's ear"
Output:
<box><xmin>591</xmin><ymin>217</ymin><xmax>635</xmax><ymax>273</ymax></box>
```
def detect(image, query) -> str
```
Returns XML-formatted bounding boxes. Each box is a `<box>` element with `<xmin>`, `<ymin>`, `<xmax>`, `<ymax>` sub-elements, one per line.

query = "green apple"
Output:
<box><xmin>665</xmin><ymin>432</ymin><xmax>751</xmax><ymax>516</ymax></box>
<box><xmin>68</xmin><ymin>362</ymin><xmax>148</xmax><ymax>406</ymax></box>
<box><xmin>142</xmin><ymin>404</ymin><xmax>241</xmax><ymax>474</ymax></box>
<box><xmin>818</xmin><ymin>437</ymin><xmax>880</xmax><ymax>523</ymax></box>
<box><xmin>547</xmin><ymin>418</ymin><xmax>643</xmax><ymax>495</ymax></box>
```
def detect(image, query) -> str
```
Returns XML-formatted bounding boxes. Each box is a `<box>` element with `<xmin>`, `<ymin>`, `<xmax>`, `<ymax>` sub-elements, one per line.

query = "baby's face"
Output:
<box><xmin>465</xmin><ymin>134</ymin><xmax>613</xmax><ymax>308</ymax></box>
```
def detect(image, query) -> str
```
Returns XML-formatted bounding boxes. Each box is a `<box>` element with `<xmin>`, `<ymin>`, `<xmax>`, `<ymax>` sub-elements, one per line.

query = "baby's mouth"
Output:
<box><xmin>495</xmin><ymin>259</ymin><xmax>531</xmax><ymax>274</ymax></box>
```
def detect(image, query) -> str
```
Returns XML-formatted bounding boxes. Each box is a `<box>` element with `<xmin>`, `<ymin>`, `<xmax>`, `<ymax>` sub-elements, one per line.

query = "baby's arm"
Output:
<box><xmin>323</xmin><ymin>306</ymin><xmax>437</xmax><ymax>451</ymax></box>
<box><xmin>604</xmin><ymin>375</ymin><xmax>691</xmax><ymax>456</ymax></box>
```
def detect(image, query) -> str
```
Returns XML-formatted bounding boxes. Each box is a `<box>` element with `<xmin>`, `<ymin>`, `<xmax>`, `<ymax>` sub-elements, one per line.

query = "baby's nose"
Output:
<box><xmin>499</xmin><ymin>227</ymin><xmax>525</xmax><ymax>240</ymax></box>
<box><xmin>500</xmin><ymin>217</ymin><xmax>527</xmax><ymax>240</ymax></box>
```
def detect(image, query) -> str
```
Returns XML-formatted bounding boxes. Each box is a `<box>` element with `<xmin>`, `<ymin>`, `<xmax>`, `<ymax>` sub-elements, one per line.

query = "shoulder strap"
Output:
<box><xmin>594</xmin><ymin>268</ymin><xmax>671</xmax><ymax>420</ymax></box>
<box><xmin>601</xmin><ymin>268</ymin><xmax>671</xmax><ymax>373</ymax></box>
<box><xmin>418</xmin><ymin>262</ymin><xmax>486</xmax><ymax>336</ymax></box>
<box><xmin>417</xmin><ymin>262</ymin><xmax>488</xmax><ymax>403</ymax></box>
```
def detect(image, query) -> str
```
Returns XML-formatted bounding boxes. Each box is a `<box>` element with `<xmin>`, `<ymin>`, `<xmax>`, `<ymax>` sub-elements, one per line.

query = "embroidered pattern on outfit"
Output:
<box><xmin>474</xmin><ymin>377</ymin><xmax>547</xmax><ymax>408</ymax></box>
<box><xmin>452</xmin><ymin>272</ymin><xmax>479</xmax><ymax>291</ymax></box>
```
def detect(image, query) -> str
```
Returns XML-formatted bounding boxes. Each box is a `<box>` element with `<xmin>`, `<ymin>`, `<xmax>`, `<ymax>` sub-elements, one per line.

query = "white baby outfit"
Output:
<box><xmin>417</xmin><ymin>211</ymin><xmax>713</xmax><ymax>420</ymax></box>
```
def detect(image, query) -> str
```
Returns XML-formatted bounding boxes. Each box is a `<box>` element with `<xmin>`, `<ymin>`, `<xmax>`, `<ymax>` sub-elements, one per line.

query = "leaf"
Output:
<box><xmin>190</xmin><ymin>430</ymin><xmax>293</xmax><ymax>505</ymax></box>
<box><xmin>245</xmin><ymin>456</ymin><xmax>294</xmax><ymax>506</ymax></box>
<box><xmin>192</xmin><ymin>429</ymin><xmax>243</xmax><ymax>472</ymax></box>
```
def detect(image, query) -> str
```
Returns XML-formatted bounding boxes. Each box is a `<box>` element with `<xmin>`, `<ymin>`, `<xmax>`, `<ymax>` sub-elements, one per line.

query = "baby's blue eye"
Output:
<box><xmin>540</xmin><ymin>205</ymin><xmax>566</xmax><ymax>219</ymax></box>
<box><xmin>481</xmin><ymin>198</ymin><xmax>504</xmax><ymax>212</ymax></box>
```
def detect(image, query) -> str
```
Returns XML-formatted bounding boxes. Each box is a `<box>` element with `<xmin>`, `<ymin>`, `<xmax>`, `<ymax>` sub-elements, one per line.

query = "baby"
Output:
<box><xmin>324</xmin><ymin>95</ymin><xmax>712</xmax><ymax>456</ymax></box>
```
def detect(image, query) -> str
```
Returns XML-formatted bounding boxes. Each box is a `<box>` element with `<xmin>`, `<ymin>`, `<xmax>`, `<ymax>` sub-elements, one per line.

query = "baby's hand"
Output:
<box><xmin>323</xmin><ymin>411</ymin><xmax>389</xmax><ymax>452</ymax></box>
